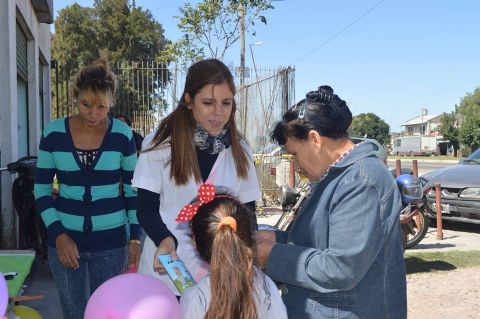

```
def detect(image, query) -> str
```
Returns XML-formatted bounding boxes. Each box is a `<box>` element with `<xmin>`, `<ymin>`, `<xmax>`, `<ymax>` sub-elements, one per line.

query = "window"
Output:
<box><xmin>17</xmin><ymin>22</ymin><xmax>29</xmax><ymax>157</ymax></box>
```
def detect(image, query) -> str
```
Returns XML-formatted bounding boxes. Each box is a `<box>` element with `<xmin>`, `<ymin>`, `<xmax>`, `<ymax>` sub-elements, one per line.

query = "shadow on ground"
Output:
<box><xmin>405</xmin><ymin>256</ymin><xmax>456</xmax><ymax>275</ymax></box>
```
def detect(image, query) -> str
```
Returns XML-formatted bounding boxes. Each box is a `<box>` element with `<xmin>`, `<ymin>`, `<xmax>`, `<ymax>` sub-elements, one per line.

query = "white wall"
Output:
<box><xmin>0</xmin><ymin>0</ymin><xmax>52</xmax><ymax>248</ymax></box>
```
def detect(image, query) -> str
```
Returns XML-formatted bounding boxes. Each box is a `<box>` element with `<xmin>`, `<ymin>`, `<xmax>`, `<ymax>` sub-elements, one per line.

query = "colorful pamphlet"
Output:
<box><xmin>158</xmin><ymin>254</ymin><xmax>196</xmax><ymax>294</ymax></box>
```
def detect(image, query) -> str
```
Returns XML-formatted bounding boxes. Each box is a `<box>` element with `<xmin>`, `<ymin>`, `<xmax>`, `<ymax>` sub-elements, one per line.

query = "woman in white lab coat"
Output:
<box><xmin>132</xmin><ymin>59</ymin><xmax>260</xmax><ymax>296</ymax></box>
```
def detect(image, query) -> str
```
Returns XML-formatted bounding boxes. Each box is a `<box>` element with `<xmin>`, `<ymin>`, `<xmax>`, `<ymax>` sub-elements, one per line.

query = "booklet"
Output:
<box><xmin>158</xmin><ymin>254</ymin><xmax>196</xmax><ymax>294</ymax></box>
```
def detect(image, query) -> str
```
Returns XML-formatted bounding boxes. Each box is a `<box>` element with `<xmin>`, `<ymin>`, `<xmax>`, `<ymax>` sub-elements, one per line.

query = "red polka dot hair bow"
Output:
<box><xmin>176</xmin><ymin>184</ymin><xmax>217</xmax><ymax>222</ymax></box>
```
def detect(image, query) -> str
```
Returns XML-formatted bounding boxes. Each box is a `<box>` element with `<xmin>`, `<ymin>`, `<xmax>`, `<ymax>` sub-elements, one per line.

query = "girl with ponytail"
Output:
<box><xmin>177</xmin><ymin>184</ymin><xmax>287</xmax><ymax>319</ymax></box>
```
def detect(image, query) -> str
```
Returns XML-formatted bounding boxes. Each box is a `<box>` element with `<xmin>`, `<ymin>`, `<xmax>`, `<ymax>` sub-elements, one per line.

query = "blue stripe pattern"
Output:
<box><xmin>34</xmin><ymin>118</ymin><xmax>140</xmax><ymax>251</ymax></box>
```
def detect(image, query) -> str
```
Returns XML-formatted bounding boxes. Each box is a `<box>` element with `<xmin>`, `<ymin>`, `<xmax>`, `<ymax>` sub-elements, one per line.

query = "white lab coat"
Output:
<box><xmin>132</xmin><ymin>133</ymin><xmax>261</xmax><ymax>295</ymax></box>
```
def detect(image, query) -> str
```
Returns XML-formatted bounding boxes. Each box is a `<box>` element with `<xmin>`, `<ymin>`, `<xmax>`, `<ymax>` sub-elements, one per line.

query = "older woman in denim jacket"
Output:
<box><xmin>255</xmin><ymin>85</ymin><xmax>407</xmax><ymax>319</ymax></box>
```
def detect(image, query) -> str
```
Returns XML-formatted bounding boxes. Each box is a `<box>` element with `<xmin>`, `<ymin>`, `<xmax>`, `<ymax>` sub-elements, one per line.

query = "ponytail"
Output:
<box><xmin>206</xmin><ymin>226</ymin><xmax>256</xmax><ymax>319</ymax></box>
<box><xmin>191</xmin><ymin>197</ymin><xmax>258</xmax><ymax>319</ymax></box>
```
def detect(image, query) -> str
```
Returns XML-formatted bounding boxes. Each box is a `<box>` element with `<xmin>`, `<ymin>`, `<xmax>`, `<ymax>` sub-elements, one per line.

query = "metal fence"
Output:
<box><xmin>51</xmin><ymin>61</ymin><xmax>296</xmax><ymax>204</ymax></box>
<box><xmin>51</xmin><ymin>61</ymin><xmax>172</xmax><ymax>137</ymax></box>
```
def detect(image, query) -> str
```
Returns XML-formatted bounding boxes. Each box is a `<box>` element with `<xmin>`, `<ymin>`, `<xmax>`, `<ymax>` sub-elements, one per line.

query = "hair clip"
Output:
<box><xmin>298</xmin><ymin>100</ymin><xmax>308</xmax><ymax>119</ymax></box>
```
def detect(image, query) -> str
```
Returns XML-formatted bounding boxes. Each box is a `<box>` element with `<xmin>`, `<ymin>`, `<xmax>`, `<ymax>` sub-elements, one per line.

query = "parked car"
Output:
<box><xmin>422</xmin><ymin>147</ymin><xmax>480</xmax><ymax>224</ymax></box>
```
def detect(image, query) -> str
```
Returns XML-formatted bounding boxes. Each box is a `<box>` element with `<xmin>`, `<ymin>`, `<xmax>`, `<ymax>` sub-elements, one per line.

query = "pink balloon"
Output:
<box><xmin>84</xmin><ymin>273</ymin><xmax>181</xmax><ymax>319</ymax></box>
<box><xmin>0</xmin><ymin>273</ymin><xmax>8</xmax><ymax>317</ymax></box>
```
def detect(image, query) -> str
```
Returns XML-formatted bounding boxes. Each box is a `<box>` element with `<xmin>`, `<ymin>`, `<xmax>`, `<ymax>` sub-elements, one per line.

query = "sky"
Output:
<box><xmin>52</xmin><ymin>0</ymin><xmax>480</xmax><ymax>132</ymax></box>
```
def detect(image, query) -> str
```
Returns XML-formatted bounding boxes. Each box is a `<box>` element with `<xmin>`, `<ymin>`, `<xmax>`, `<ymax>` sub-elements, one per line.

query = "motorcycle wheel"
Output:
<box><xmin>404</xmin><ymin>207</ymin><xmax>430</xmax><ymax>249</ymax></box>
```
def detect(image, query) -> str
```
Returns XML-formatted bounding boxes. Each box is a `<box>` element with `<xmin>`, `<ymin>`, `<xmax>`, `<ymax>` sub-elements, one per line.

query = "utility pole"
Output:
<box><xmin>239</xmin><ymin>1</ymin><xmax>246</xmax><ymax>135</ymax></box>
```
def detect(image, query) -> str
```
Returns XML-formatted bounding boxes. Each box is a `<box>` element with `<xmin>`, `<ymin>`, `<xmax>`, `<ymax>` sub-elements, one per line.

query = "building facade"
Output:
<box><xmin>0</xmin><ymin>0</ymin><xmax>53</xmax><ymax>248</ymax></box>
<box><xmin>401</xmin><ymin>109</ymin><xmax>443</xmax><ymax>137</ymax></box>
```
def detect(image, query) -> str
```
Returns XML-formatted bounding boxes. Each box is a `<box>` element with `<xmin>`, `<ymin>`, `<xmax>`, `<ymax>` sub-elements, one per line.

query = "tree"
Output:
<box><xmin>457</xmin><ymin>88</ymin><xmax>480</xmax><ymax>152</ymax></box>
<box><xmin>158</xmin><ymin>0</ymin><xmax>273</xmax><ymax>65</ymax></box>
<box><xmin>350</xmin><ymin>113</ymin><xmax>390</xmax><ymax>146</ymax></box>
<box><xmin>439</xmin><ymin>112</ymin><xmax>460</xmax><ymax>154</ymax></box>
<box><xmin>52</xmin><ymin>0</ymin><xmax>168</xmax><ymax>117</ymax></box>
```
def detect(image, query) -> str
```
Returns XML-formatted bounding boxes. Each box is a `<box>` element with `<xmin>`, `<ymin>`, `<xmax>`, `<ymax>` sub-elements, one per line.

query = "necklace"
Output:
<box><xmin>318</xmin><ymin>141</ymin><xmax>364</xmax><ymax>182</ymax></box>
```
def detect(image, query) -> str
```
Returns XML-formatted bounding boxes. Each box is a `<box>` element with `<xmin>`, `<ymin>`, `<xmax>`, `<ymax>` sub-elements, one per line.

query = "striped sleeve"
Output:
<box><xmin>120</xmin><ymin>126</ymin><xmax>139</xmax><ymax>240</ymax></box>
<box><xmin>34</xmin><ymin>132</ymin><xmax>67</xmax><ymax>240</ymax></box>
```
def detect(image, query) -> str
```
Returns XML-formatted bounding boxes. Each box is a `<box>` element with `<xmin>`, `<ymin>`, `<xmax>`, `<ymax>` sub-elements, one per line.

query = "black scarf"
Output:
<box><xmin>193</xmin><ymin>124</ymin><xmax>231</xmax><ymax>154</ymax></box>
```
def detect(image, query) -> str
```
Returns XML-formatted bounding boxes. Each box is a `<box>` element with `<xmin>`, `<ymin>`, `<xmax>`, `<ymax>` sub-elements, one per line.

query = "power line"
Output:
<box><xmin>292</xmin><ymin>0</ymin><xmax>386</xmax><ymax>65</ymax></box>
<box><xmin>363</xmin><ymin>79</ymin><xmax>480</xmax><ymax>110</ymax></box>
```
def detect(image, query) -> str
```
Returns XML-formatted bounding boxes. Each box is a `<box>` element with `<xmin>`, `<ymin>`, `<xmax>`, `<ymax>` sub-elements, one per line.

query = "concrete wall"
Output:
<box><xmin>0</xmin><ymin>0</ymin><xmax>52</xmax><ymax>248</ymax></box>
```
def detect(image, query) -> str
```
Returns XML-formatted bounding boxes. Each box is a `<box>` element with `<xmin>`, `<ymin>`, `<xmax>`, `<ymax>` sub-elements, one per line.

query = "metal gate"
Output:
<box><xmin>51</xmin><ymin>61</ymin><xmax>171</xmax><ymax>136</ymax></box>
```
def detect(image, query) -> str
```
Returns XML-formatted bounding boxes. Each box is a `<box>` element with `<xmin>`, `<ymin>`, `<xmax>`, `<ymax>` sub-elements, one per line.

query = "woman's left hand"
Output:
<box><xmin>128</xmin><ymin>243</ymin><xmax>141</xmax><ymax>268</ymax></box>
<box><xmin>255</xmin><ymin>237</ymin><xmax>276</xmax><ymax>269</ymax></box>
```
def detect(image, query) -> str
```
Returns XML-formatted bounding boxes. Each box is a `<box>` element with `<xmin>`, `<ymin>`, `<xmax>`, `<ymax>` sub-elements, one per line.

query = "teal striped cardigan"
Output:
<box><xmin>34</xmin><ymin>118</ymin><xmax>139</xmax><ymax>251</ymax></box>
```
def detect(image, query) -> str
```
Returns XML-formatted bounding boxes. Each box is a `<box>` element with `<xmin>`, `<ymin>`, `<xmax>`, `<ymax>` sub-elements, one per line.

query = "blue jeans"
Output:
<box><xmin>48</xmin><ymin>246</ymin><xmax>127</xmax><ymax>319</ymax></box>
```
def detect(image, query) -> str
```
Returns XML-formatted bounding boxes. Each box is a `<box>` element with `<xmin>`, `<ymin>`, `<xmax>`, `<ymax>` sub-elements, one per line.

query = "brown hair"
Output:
<box><xmin>145</xmin><ymin>59</ymin><xmax>249</xmax><ymax>185</ymax></box>
<box><xmin>73</xmin><ymin>58</ymin><xmax>117</xmax><ymax>102</ymax></box>
<box><xmin>190</xmin><ymin>196</ymin><xmax>257</xmax><ymax>319</ymax></box>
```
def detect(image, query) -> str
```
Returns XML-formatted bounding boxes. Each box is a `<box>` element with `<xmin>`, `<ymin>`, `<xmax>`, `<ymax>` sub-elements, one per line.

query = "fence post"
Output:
<box><xmin>412</xmin><ymin>159</ymin><xmax>418</xmax><ymax>177</ymax></box>
<box><xmin>396</xmin><ymin>159</ymin><xmax>401</xmax><ymax>177</ymax></box>
<box><xmin>435</xmin><ymin>183</ymin><xmax>443</xmax><ymax>240</ymax></box>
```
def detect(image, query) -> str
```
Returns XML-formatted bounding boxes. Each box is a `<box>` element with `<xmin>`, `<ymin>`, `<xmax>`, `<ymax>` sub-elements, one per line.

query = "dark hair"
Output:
<box><xmin>146</xmin><ymin>59</ymin><xmax>249</xmax><ymax>185</ymax></box>
<box><xmin>73</xmin><ymin>58</ymin><xmax>117</xmax><ymax>100</ymax></box>
<box><xmin>190</xmin><ymin>195</ymin><xmax>257</xmax><ymax>319</ymax></box>
<box><xmin>271</xmin><ymin>85</ymin><xmax>352</xmax><ymax>145</ymax></box>
<box><xmin>115</xmin><ymin>114</ymin><xmax>132</xmax><ymax>127</ymax></box>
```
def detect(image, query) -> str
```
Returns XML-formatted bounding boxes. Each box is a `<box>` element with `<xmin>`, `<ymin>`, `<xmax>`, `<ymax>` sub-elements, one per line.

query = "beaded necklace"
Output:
<box><xmin>318</xmin><ymin>141</ymin><xmax>364</xmax><ymax>182</ymax></box>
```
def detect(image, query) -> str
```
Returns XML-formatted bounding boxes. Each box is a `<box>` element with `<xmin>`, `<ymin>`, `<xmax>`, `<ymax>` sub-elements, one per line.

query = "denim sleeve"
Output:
<box><xmin>274</xmin><ymin>230</ymin><xmax>289</xmax><ymax>244</ymax></box>
<box><xmin>266</xmin><ymin>178</ymin><xmax>393</xmax><ymax>293</ymax></box>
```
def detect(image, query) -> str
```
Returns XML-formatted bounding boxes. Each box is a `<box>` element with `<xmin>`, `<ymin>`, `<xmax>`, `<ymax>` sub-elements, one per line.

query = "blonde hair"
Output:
<box><xmin>73</xmin><ymin>58</ymin><xmax>117</xmax><ymax>104</ymax></box>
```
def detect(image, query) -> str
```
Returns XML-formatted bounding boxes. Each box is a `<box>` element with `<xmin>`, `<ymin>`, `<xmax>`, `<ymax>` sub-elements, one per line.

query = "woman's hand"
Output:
<box><xmin>153</xmin><ymin>236</ymin><xmax>178</xmax><ymax>273</ymax></box>
<box><xmin>128</xmin><ymin>242</ymin><xmax>141</xmax><ymax>269</ymax></box>
<box><xmin>255</xmin><ymin>230</ymin><xmax>276</xmax><ymax>269</ymax></box>
<box><xmin>255</xmin><ymin>230</ymin><xmax>276</xmax><ymax>242</ymax></box>
<box><xmin>55</xmin><ymin>233</ymin><xmax>80</xmax><ymax>270</ymax></box>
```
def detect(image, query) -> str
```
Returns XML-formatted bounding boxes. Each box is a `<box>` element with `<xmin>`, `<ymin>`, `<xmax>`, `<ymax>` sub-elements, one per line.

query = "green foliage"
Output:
<box><xmin>439</xmin><ymin>112</ymin><xmax>460</xmax><ymax>151</ymax></box>
<box><xmin>159</xmin><ymin>0</ymin><xmax>273</xmax><ymax>65</ymax></box>
<box><xmin>349</xmin><ymin>113</ymin><xmax>390</xmax><ymax>146</ymax></box>
<box><xmin>52</xmin><ymin>0</ymin><xmax>168</xmax><ymax>117</ymax></box>
<box><xmin>53</xmin><ymin>0</ymin><xmax>166</xmax><ymax>72</ymax></box>
<box><xmin>52</xmin><ymin>4</ymin><xmax>98</xmax><ymax>80</ymax></box>
<box><xmin>457</xmin><ymin>88</ymin><xmax>480</xmax><ymax>151</ymax></box>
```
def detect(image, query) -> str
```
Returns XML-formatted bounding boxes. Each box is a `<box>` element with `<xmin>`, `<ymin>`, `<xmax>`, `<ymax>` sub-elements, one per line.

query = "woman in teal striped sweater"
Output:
<box><xmin>34</xmin><ymin>58</ymin><xmax>140</xmax><ymax>319</ymax></box>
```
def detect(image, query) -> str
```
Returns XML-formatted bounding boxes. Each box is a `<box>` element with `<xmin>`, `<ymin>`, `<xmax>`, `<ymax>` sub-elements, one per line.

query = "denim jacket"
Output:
<box><xmin>266</xmin><ymin>142</ymin><xmax>407</xmax><ymax>319</ymax></box>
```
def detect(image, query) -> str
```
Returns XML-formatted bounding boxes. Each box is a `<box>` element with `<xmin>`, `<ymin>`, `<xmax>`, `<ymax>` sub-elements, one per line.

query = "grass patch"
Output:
<box><xmin>405</xmin><ymin>250</ymin><xmax>480</xmax><ymax>274</ymax></box>
<box><xmin>388</xmin><ymin>155</ymin><xmax>461</xmax><ymax>161</ymax></box>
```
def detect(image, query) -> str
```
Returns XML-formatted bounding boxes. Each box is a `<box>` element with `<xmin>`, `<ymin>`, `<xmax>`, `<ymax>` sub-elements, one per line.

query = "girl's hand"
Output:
<box><xmin>128</xmin><ymin>242</ymin><xmax>141</xmax><ymax>269</ymax></box>
<box><xmin>153</xmin><ymin>236</ymin><xmax>178</xmax><ymax>273</ymax></box>
<box><xmin>55</xmin><ymin>233</ymin><xmax>80</xmax><ymax>270</ymax></box>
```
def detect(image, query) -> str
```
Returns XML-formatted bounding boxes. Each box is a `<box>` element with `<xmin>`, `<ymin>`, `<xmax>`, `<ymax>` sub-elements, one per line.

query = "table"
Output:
<box><xmin>0</xmin><ymin>250</ymin><xmax>35</xmax><ymax>298</ymax></box>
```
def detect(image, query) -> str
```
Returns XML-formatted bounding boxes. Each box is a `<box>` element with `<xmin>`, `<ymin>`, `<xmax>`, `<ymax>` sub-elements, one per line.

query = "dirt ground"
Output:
<box><xmin>407</xmin><ymin>266</ymin><xmax>480</xmax><ymax>319</ymax></box>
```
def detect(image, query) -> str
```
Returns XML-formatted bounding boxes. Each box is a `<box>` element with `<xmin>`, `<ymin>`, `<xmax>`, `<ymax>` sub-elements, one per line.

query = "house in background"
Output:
<box><xmin>395</xmin><ymin>109</ymin><xmax>453</xmax><ymax>156</ymax></box>
<box><xmin>402</xmin><ymin>109</ymin><xmax>443</xmax><ymax>136</ymax></box>
<box><xmin>0</xmin><ymin>0</ymin><xmax>53</xmax><ymax>248</ymax></box>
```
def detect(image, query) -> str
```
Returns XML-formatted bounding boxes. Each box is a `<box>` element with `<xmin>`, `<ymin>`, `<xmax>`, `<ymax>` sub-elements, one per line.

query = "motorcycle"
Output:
<box><xmin>397</xmin><ymin>174</ymin><xmax>430</xmax><ymax>250</ymax></box>
<box><xmin>272</xmin><ymin>174</ymin><xmax>430</xmax><ymax>250</ymax></box>
<box><xmin>275</xmin><ymin>180</ymin><xmax>311</xmax><ymax>231</ymax></box>
<box><xmin>0</xmin><ymin>156</ymin><xmax>47</xmax><ymax>260</ymax></box>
